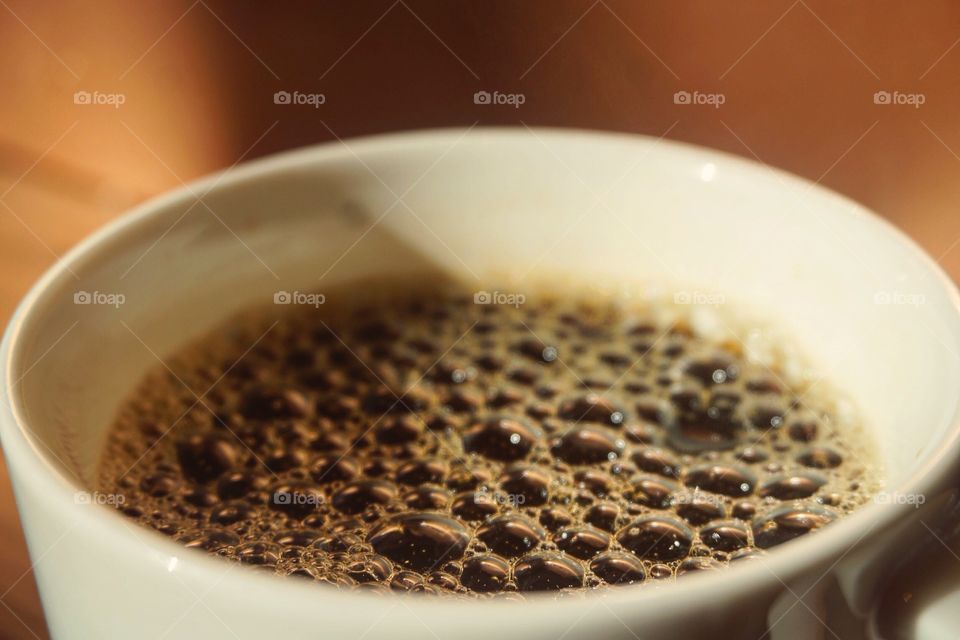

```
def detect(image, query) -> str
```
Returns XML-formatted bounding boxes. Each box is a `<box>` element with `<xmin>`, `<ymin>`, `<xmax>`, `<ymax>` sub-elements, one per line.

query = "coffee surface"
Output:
<box><xmin>99</xmin><ymin>284</ymin><xmax>879</xmax><ymax>595</ymax></box>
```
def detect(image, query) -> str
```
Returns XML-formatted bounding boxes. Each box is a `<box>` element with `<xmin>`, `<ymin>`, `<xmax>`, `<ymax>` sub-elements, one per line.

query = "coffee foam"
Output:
<box><xmin>98</xmin><ymin>280</ymin><xmax>881</xmax><ymax>595</ymax></box>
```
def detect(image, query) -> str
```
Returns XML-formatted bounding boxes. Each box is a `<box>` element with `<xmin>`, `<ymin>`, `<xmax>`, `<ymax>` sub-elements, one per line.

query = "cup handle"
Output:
<box><xmin>860</xmin><ymin>488</ymin><xmax>960</xmax><ymax>639</ymax></box>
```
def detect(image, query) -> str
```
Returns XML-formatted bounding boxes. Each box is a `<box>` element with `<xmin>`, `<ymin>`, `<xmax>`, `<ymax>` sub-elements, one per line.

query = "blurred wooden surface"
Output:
<box><xmin>2</xmin><ymin>1</ymin><xmax>960</xmax><ymax>638</ymax></box>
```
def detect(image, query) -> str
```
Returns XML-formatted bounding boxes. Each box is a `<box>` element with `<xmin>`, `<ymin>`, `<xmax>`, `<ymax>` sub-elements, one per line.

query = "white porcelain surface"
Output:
<box><xmin>2</xmin><ymin>128</ymin><xmax>960</xmax><ymax>639</ymax></box>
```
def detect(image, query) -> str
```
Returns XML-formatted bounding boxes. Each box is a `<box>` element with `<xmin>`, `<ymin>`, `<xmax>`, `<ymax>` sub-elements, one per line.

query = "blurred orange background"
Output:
<box><xmin>2</xmin><ymin>2</ymin><xmax>960</xmax><ymax>637</ymax></box>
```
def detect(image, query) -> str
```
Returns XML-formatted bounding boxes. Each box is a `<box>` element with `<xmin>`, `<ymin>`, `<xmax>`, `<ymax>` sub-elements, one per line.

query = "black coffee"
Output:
<box><xmin>99</xmin><ymin>282</ymin><xmax>879</xmax><ymax>594</ymax></box>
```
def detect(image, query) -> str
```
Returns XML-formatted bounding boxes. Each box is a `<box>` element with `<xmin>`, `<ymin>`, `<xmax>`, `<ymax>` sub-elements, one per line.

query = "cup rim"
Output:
<box><xmin>3</xmin><ymin>126</ymin><xmax>960</xmax><ymax>614</ymax></box>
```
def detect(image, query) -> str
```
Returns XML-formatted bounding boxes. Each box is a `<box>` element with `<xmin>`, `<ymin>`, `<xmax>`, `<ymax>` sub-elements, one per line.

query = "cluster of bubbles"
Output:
<box><xmin>99</xmin><ymin>286</ymin><xmax>879</xmax><ymax>596</ymax></box>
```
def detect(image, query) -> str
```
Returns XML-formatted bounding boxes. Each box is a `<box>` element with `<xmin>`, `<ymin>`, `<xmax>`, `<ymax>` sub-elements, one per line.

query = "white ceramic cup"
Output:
<box><xmin>3</xmin><ymin>128</ymin><xmax>960</xmax><ymax>639</ymax></box>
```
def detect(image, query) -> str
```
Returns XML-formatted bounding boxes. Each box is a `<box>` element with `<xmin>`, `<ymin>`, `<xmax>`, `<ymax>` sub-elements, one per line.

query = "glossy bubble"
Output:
<box><xmin>514</xmin><ymin>553</ymin><xmax>585</xmax><ymax>591</ymax></box>
<box><xmin>368</xmin><ymin>513</ymin><xmax>470</xmax><ymax>571</ymax></box>
<box><xmin>477</xmin><ymin>514</ymin><xmax>545</xmax><ymax>557</ymax></box>
<box><xmin>617</xmin><ymin>516</ymin><xmax>693</xmax><ymax>561</ymax></box>
<box><xmin>463</xmin><ymin>418</ymin><xmax>539</xmax><ymax>462</ymax></box>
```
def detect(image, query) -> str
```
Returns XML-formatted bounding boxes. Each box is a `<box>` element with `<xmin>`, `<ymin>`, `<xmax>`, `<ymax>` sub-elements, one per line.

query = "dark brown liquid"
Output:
<box><xmin>98</xmin><ymin>283</ymin><xmax>879</xmax><ymax>595</ymax></box>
